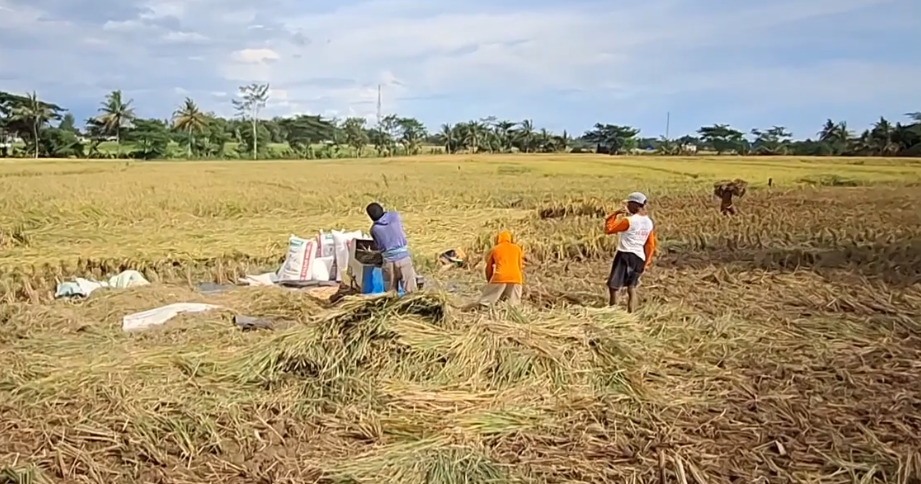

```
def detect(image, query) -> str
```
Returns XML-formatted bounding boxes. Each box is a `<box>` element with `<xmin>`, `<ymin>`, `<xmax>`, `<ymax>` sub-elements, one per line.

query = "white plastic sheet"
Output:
<box><xmin>54</xmin><ymin>270</ymin><xmax>149</xmax><ymax>298</ymax></box>
<box><xmin>122</xmin><ymin>303</ymin><xmax>222</xmax><ymax>332</ymax></box>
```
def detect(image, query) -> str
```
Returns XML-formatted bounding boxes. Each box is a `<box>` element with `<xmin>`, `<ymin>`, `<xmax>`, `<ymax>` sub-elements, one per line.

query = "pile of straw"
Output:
<box><xmin>713</xmin><ymin>178</ymin><xmax>748</xmax><ymax>198</ymax></box>
<box><xmin>2</xmin><ymin>283</ymin><xmax>919</xmax><ymax>483</ymax></box>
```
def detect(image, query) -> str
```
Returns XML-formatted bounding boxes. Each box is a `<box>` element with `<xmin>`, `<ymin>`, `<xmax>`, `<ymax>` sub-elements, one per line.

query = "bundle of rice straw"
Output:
<box><xmin>713</xmin><ymin>178</ymin><xmax>748</xmax><ymax>198</ymax></box>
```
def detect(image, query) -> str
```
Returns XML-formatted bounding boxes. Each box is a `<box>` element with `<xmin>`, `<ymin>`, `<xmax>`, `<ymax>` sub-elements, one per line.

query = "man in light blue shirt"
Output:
<box><xmin>366</xmin><ymin>202</ymin><xmax>418</xmax><ymax>293</ymax></box>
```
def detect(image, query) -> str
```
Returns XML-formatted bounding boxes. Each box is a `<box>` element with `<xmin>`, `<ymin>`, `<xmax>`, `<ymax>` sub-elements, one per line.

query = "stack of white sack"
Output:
<box><xmin>240</xmin><ymin>230</ymin><xmax>368</xmax><ymax>286</ymax></box>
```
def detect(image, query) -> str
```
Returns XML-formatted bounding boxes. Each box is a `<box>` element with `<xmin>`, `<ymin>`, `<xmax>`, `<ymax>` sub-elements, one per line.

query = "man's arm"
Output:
<box><xmin>485</xmin><ymin>249</ymin><xmax>495</xmax><ymax>281</ymax></box>
<box><xmin>605</xmin><ymin>214</ymin><xmax>630</xmax><ymax>234</ymax></box>
<box><xmin>643</xmin><ymin>230</ymin><xmax>657</xmax><ymax>268</ymax></box>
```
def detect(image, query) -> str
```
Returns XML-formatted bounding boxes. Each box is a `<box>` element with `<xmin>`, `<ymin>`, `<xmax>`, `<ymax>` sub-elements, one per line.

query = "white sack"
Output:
<box><xmin>277</xmin><ymin>235</ymin><xmax>317</xmax><ymax>282</ymax></box>
<box><xmin>331</xmin><ymin>230</ymin><xmax>364</xmax><ymax>282</ymax></box>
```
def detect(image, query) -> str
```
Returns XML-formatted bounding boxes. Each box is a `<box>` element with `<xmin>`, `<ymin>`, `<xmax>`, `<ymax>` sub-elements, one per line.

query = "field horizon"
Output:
<box><xmin>2</xmin><ymin>154</ymin><xmax>920</xmax><ymax>483</ymax></box>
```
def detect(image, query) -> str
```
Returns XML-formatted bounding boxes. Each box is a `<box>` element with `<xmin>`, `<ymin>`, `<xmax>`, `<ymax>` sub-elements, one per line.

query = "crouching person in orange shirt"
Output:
<box><xmin>477</xmin><ymin>231</ymin><xmax>524</xmax><ymax>307</ymax></box>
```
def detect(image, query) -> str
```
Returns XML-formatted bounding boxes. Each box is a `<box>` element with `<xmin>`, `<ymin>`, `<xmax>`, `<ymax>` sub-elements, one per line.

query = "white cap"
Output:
<box><xmin>624</xmin><ymin>192</ymin><xmax>648</xmax><ymax>205</ymax></box>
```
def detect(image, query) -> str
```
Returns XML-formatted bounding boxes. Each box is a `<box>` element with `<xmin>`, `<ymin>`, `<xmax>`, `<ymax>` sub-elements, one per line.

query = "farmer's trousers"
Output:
<box><xmin>477</xmin><ymin>283</ymin><xmax>522</xmax><ymax>306</ymax></box>
<box><xmin>381</xmin><ymin>257</ymin><xmax>418</xmax><ymax>293</ymax></box>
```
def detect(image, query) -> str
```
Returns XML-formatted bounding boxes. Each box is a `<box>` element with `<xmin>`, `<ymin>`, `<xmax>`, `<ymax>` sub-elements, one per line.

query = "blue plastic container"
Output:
<box><xmin>360</xmin><ymin>266</ymin><xmax>404</xmax><ymax>296</ymax></box>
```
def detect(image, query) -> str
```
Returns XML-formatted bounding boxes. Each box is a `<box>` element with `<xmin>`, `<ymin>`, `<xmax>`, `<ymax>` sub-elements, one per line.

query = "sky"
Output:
<box><xmin>0</xmin><ymin>0</ymin><xmax>919</xmax><ymax>139</ymax></box>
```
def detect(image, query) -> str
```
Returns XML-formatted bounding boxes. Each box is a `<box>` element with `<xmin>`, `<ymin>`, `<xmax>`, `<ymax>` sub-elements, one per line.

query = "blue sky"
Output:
<box><xmin>0</xmin><ymin>0</ymin><xmax>918</xmax><ymax>138</ymax></box>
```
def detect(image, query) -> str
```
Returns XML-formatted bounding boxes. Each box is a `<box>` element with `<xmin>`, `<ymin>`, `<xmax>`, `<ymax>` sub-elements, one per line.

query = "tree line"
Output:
<box><xmin>1</xmin><ymin>85</ymin><xmax>919</xmax><ymax>159</ymax></box>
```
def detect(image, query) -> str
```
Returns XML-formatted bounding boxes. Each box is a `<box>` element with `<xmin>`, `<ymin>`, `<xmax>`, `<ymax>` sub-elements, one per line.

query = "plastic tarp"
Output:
<box><xmin>122</xmin><ymin>303</ymin><xmax>222</xmax><ymax>332</ymax></box>
<box><xmin>55</xmin><ymin>270</ymin><xmax>149</xmax><ymax>299</ymax></box>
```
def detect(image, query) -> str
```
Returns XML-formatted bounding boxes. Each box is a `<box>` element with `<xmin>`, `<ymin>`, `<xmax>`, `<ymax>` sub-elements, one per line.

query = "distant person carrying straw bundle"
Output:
<box><xmin>713</xmin><ymin>178</ymin><xmax>747</xmax><ymax>215</ymax></box>
<box><xmin>604</xmin><ymin>192</ymin><xmax>656</xmax><ymax>313</ymax></box>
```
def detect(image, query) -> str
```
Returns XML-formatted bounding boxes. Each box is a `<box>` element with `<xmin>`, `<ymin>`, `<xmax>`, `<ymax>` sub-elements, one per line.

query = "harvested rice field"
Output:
<box><xmin>2</xmin><ymin>154</ymin><xmax>921</xmax><ymax>484</ymax></box>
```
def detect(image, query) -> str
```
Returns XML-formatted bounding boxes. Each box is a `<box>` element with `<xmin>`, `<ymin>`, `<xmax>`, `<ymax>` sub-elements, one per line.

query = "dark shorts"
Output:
<box><xmin>607</xmin><ymin>251</ymin><xmax>645</xmax><ymax>289</ymax></box>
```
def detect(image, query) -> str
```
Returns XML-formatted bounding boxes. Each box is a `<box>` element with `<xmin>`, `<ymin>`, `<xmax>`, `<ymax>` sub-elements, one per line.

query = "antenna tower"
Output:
<box><xmin>665</xmin><ymin>111</ymin><xmax>671</xmax><ymax>139</ymax></box>
<box><xmin>376</xmin><ymin>84</ymin><xmax>382</xmax><ymax>126</ymax></box>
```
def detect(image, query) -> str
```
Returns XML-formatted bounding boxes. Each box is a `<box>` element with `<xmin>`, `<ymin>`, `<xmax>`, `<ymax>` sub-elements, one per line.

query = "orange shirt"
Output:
<box><xmin>485</xmin><ymin>231</ymin><xmax>524</xmax><ymax>284</ymax></box>
<box><xmin>604</xmin><ymin>214</ymin><xmax>657</xmax><ymax>267</ymax></box>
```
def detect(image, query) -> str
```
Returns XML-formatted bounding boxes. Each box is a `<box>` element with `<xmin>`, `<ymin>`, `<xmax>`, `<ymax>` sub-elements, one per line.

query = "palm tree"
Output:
<box><xmin>438</xmin><ymin>124</ymin><xmax>455</xmax><ymax>153</ymax></box>
<box><xmin>870</xmin><ymin>117</ymin><xmax>898</xmax><ymax>155</ymax></box>
<box><xmin>558</xmin><ymin>130</ymin><xmax>571</xmax><ymax>152</ymax></box>
<box><xmin>493</xmin><ymin>120</ymin><xmax>516</xmax><ymax>152</ymax></box>
<box><xmin>10</xmin><ymin>91</ymin><xmax>54</xmax><ymax>158</ymax></box>
<box><xmin>537</xmin><ymin>128</ymin><xmax>552</xmax><ymax>152</ymax></box>
<box><xmin>172</xmin><ymin>97</ymin><xmax>207</xmax><ymax>157</ymax></box>
<box><xmin>515</xmin><ymin>119</ymin><xmax>535</xmax><ymax>152</ymax></box>
<box><xmin>818</xmin><ymin>119</ymin><xmax>850</xmax><ymax>154</ymax></box>
<box><xmin>462</xmin><ymin>121</ymin><xmax>486</xmax><ymax>153</ymax></box>
<box><xmin>95</xmin><ymin>90</ymin><xmax>135</xmax><ymax>156</ymax></box>
<box><xmin>890</xmin><ymin>123</ymin><xmax>920</xmax><ymax>154</ymax></box>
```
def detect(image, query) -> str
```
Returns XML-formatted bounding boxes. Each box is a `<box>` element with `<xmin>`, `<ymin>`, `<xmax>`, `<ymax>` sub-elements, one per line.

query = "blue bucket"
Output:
<box><xmin>360</xmin><ymin>266</ymin><xmax>423</xmax><ymax>296</ymax></box>
<box><xmin>360</xmin><ymin>266</ymin><xmax>404</xmax><ymax>296</ymax></box>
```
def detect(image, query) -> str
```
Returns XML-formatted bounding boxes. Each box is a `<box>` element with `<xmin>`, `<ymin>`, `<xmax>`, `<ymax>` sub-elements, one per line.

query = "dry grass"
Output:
<box><xmin>2</xmin><ymin>154</ymin><xmax>921</xmax><ymax>483</ymax></box>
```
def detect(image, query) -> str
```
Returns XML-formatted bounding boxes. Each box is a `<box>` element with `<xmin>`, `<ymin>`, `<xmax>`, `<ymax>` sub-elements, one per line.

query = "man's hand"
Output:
<box><xmin>612</xmin><ymin>207</ymin><xmax>627</xmax><ymax>216</ymax></box>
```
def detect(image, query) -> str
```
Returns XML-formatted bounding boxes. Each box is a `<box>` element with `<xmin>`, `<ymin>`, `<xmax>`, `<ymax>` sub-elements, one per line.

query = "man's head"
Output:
<box><xmin>366</xmin><ymin>202</ymin><xmax>385</xmax><ymax>221</ymax></box>
<box><xmin>623</xmin><ymin>192</ymin><xmax>647</xmax><ymax>214</ymax></box>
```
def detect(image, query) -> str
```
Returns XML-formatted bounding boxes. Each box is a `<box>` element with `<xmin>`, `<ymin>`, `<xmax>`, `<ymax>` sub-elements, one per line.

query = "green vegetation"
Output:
<box><xmin>1</xmin><ymin>86</ymin><xmax>920</xmax><ymax>160</ymax></box>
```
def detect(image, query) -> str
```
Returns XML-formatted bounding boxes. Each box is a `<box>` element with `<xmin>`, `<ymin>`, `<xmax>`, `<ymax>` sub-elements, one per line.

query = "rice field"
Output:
<box><xmin>2</xmin><ymin>154</ymin><xmax>921</xmax><ymax>483</ymax></box>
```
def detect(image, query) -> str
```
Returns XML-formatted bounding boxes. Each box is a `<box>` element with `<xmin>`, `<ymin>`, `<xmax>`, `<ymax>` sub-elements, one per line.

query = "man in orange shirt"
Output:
<box><xmin>604</xmin><ymin>192</ymin><xmax>657</xmax><ymax>313</ymax></box>
<box><xmin>477</xmin><ymin>231</ymin><xmax>524</xmax><ymax>307</ymax></box>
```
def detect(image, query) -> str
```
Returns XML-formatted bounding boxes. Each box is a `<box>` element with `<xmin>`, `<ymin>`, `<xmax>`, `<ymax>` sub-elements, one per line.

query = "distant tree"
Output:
<box><xmin>750</xmin><ymin>126</ymin><xmax>792</xmax><ymax>155</ymax></box>
<box><xmin>582</xmin><ymin>123</ymin><xmax>640</xmax><ymax>154</ymax></box>
<box><xmin>172</xmin><ymin>97</ymin><xmax>207</xmax><ymax>157</ymax></box>
<box><xmin>817</xmin><ymin>119</ymin><xmax>850</xmax><ymax>155</ymax></box>
<box><xmin>232</xmin><ymin>83</ymin><xmax>270</xmax><ymax>159</ymax></box>
<box><xmin>436</xmin><ymin>123</ymin><xmax>456</xmax><ymax>153</ymax></box>
<box><xmin>280</xmin><ymin>115</ymin><xmax>337</xmax><ymax>155</ymax></box>
<box><xmin>1</xmin><ymin>91</ymin><xmax>64</xmax><ymax>155</ymax></box>
<box><xmin>654</xmin><ymin>136</ymin><xmax>675</xmax><ymax>155</ymax></box>
<box><xmin>10</xmin><ymin>92</ymin><xmax>56</xmax><ymax>158</ymax></box>
<box><xmin>555</xmin><ymin>130</ymin><xmax>571</xmax><ymax>152</ymax></box>
<box><xmin>396</xmin><ymin>117</ymin><xmax>427</xmax><ymax>155</ymax></box>
<box><xmin>460</xmin><ymin>120</ymin><xmax>488</xmax><ymax>153</ymax></box>
<box><xmin>125</xmin><ymin>118</ymin><xmax>171</xmax><ymax>159</ymax></box>
<box><xmin>513</xmin><ymin>119</ymin><xmax>536</xmax><ymax>153</ymax></box>
<box><xmin>868</xmin><ymin>117</ymin><xmax>899</xmax><ymax>155</ymax></box>
<box><xmin>492</xmin><ymin>120</ymin><xmax>516</xmax><ymax>152</ymax></box>
<box><xmin>5</xmin><ymin>83</ymin><xmax>921</xmax><ymax>159</ymax></box>
<box><xmin>891</xmin><ymin>120</ymin><xmax>921</xmax><ymax>156</ymax></box>
<box><xmin>39</xmin><ymin>127</ymin><xmax>84</xmax><ymax>158</ymax></box>
<box><xmin>58</xmin><ymin>112</ymin><xmax>79</xmax><ymax>135</ymax></box>
<box><xmin>370</xmin><ymin>114</ymin><xmax>401</xmax><ymax>156</ymax></box>
<box><xmin>95</xmin><ymin>90</ymin><xmax>136</xmax><ymax>156</ymax></box>
<box><xmin>342</xmin><ymin>117</ymin><xmax>369</xmax><ymax>156</ymax></box>
<box><xmin>697</xmin><ymin>124</ymin><xmax>745</xmax><ymax>154</ymax></box>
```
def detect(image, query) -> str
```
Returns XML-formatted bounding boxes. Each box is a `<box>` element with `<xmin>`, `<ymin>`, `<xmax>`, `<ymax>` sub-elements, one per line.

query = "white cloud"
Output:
<box><xmin>0</xmin><ymin>0</ymin><xmax>917</xmax><ymax>134</ymax></box>
<box><xmin>161</xmin><ymin>31</ymin><xmax>209</xmax><ymax>43</ymax></box>
<box><xmin>138</xmin><ymin>0</ymin><xmax>185</xmax><ymax>19</ymax></box>
<box><xmin>230</xmin><ymin>48</ymin><xmax>279</xmax><ymax>64</ymax></box>
<box><xmin>102</xmin><ymin>19</ymin><xmax>146</xmax><ymax>31</ymax></box>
